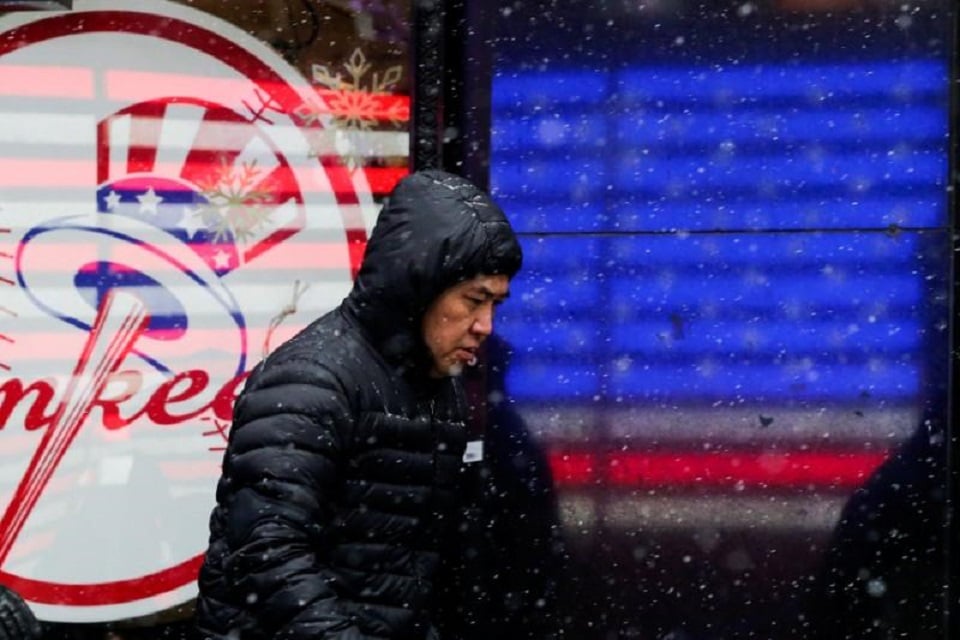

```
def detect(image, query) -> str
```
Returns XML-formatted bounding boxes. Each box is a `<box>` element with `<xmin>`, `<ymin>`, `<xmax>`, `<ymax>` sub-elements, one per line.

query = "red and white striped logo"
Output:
<box><xmin>0</xmin><ymin>0</ymin><xmax>389</xmax><ymax>622</ymax></box>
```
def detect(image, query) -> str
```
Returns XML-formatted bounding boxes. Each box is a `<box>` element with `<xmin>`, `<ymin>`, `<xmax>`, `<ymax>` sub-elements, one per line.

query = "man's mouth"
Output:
<box><xmin>456</xmin><ymin>348</ymin><xmax>478</xmax><ymax>365</ymax></box>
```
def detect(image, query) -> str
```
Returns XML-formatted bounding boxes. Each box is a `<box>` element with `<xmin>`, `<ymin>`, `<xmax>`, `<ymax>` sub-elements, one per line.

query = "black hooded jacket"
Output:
<box><xmin>196</xmin><ymin>171</ymin><xmax>522</xmax><ymax>640</ymax></box>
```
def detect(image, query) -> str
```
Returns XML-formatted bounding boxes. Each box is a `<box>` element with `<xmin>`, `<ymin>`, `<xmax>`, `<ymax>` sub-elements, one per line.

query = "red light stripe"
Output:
<box><xmin>550</xmin><ymin>450</ymin><xmax>889</xmax><ymax>489</ymax></box>
<box><xmin>314</xmin><ymin>89</ymin><xmax>410</xmax><ymax>122</ymax></box>
<box><xmin>551</xmin><ymin>452</ymin><xmax>598</xmax><ymax>485</ymax></box>
<box><xmin>346</xmin><ymin>229</ymin><xmax>367</xmax><ymax>280</ymax></box>
<box><xmin>363</xmin><ymin>167</ymin><xmax>408</xmax><ymax>194</ymax></box>
<box><xmin>125</xmin><ymin>102</ymin><xmax>165</xmax><ymax>175</ymax></box>
<box><xmin>0</xmin><ymin>157</ymin><xmax>382</xmax><ymax>195</ymax></box>
<box><xmin>103</xmin><ymin>72</ymin><xmax>411</xmax><ymax>123</ymax></box>
<box><xmin>0</xmin><ymin>65</ymin><xmax>94</xmax><ymax>98</ymax></box>
<box><xmin>0</xmin><ymin>331</ymin><xmax>257</xmax><ymax>357</ymax></box>
<box><xmin>0</xmin><ymin>556</ymin><xmax>203</xmax><ymax>605</ymax></box>
<box><xmin>0</xmin><ymin>67</ymin><xmax>410</xmax><ymax>122</ymax></box>
<box><xmin>0</xmin><ymin>158</ymin><xmax>93</xmax><ymax>187</ymax></box>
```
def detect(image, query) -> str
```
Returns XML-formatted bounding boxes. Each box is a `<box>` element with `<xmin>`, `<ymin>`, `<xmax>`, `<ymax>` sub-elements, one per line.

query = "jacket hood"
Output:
<box><xmin>343</xmin><ymin>170</ymin><xmax>522</xmax><ymax>369</ymax></box>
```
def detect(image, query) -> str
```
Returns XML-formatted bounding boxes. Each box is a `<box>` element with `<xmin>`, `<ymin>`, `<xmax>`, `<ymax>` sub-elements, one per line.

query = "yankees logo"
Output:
<box><xmin>0</xmin><ymin>0</ymin><xmax>379</xmax><ymax>623</ymax></box>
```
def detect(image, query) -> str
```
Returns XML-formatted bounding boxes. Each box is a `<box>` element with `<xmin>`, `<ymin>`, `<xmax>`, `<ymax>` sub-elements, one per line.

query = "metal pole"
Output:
<box><xmin>945</xmin><ymin>0</ymin><xmax>960</xmax><ymax>635</ymax></box>
<box><xmin>410</xmin><ymin>0</ymin><xmax>445</xmax><ymax>171</ymax></box>
<box><xmin>440</xmin><ymin>0</ymin><xmax>495</xmax><ymax>188</ymax></box>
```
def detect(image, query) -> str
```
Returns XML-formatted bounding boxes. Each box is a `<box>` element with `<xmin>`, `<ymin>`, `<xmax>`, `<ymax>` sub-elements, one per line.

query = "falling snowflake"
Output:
<box><xmin>296</xmin><ymin>47</ymin><xmax>407</xmax><ymax>169</ymax></box>
<box><xmin>194</xmin><ymin>156</ymin><xmax>274</xmax><ymax>243</ymax></box>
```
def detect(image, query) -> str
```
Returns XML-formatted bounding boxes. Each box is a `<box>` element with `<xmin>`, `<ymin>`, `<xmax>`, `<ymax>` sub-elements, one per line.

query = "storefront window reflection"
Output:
<box><xmin>487</xmin><ymin>1</ymin><xmax>953</xmax><ymax>638</ymax></box>
<box><xmin>0</xmin><ymin>2</ymin><xmax>410</xmax><ymax>638</ymax></box>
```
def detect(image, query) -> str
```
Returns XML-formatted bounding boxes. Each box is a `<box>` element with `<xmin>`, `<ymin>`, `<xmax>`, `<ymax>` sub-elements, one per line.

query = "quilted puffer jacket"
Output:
<box><xmin>196</xmin><ymin>170</ymin><xmax>523</xmax><ymax>640</ymax></box>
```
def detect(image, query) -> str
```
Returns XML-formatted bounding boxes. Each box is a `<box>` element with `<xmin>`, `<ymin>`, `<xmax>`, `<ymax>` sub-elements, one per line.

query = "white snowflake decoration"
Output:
<box><xmin>194</xmin><ymin>157</ymin><xmax>274</xmax><ymax>243</ymax></box>
<box><xmin>297</xmin><ymin>47</ymin><xmax>407</xmax><ymax>169</ymax></box>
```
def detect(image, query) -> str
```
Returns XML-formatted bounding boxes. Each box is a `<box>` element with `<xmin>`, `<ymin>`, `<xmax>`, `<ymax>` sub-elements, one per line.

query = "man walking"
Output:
<box><xmin>196</xmin><ymin>169</ymin><xmax>523</xmax><ymax>640</ymax></box>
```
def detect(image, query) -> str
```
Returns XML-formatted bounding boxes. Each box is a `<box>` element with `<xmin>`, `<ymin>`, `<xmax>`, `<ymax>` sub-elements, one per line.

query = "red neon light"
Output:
<box><xmin>103</xmin><ymin>71</ymin><xmax>410</xmax><ymax>123</ymax></box>
<box><xmin>314</xmin><ymin>89</ymin><xmax>410</xmax><ymax>123</ymax></box>
<box><xmin>364</xmin><ymin>167</ymin><xmax>409</xmax><ymax>194</ymax></box>
<box><xmin>549</xmin><ymin>450</ymin><xmax>889</xmax><ymax>489</ymax></box>
<box><xmin>0</xmin><ymin>65</ymin><xmax>93</xmax><ymax>98</ymax></box>
<box><xmin>0</xmin><ymin>65</ymin><xmax>411</xmax><ymax>122</ymax></box>
<box><xmin>0</xmin><ymin>556</ymin><xmax>204</xmax><ymax>605</ymax></box>
<box><xmin>551</xmin><ymin>452</ymin><xmax>598</xmax><ymax>485</ymax></box>
<box><xmin>346</xmin><ymin>228</ymin><xmax>367</xmax><ymax>280</ymax></box>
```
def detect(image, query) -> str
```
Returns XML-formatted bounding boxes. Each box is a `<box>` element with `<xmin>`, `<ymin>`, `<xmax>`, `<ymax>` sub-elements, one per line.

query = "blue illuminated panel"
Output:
<box><xmin>497</xmin><ymin>232</ymin><xmax>937</xmax><ymax>403</ymax></box>
<box><xmin>491</xmin><ymin>60</ymin><xmax>949</xmax><ymax>233</ymax></box>
<box><xmin>490</xmin><ymin>59</ymin><xmax>949</xmax><ymax>410</ymax></box>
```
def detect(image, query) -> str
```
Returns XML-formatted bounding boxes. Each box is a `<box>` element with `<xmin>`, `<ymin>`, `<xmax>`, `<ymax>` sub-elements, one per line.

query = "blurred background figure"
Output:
<box><xmin>796</xmin><ymin>412</ymin><xmax>946</xmax><ymax>640</ymax></box>
<box><xmin>456</xmin><ymin>333</ymin><xmax>569</xmax><ymax>639</ymax></box>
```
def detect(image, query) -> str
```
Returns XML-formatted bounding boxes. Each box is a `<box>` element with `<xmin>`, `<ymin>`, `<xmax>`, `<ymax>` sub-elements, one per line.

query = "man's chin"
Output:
<box><xmin>428</xmin><ymin>361</ymin><xmax>464</xmax><ymax>378</ymax></box>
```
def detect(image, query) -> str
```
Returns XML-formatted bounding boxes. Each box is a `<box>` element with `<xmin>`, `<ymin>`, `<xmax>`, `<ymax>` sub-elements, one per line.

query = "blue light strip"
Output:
<box><xmin>604</xmin><ymin>196</ymin><xmax>944</xmax><ymax>231</ymax></box>
<box><xmin>609</xmin><ymin>151</ymin><xmax>944</xmax><ymax>190</ymax></box>
<box><xmin>492</xmin><ymin>152</ymin><xmax>945</xmax><ymax>195</ymax></box>
<box><xmin>497</xmin><ymin>195</ymin><xmax>944</xmax><ymax>233</ymax></box>
<box><xmin>605</xmin><ymin>362</ymin><xmax>920</xmax><ymax>398</ymax></box>
<box><xmin>492</xmin><ymin>70</ymin><xmax>608</xmax><ymax>108</ymax></box>
<box><xmin>493</xmin><ymin>106</ymin><xmax>944</xmax><ymax>151</ymax></box>
<box><xmin>613</xmin><ymin>61</ymin><xmax>946</xmax><ymax>102</ymax></box>
<box><xmin>504</xmin><ymin>361</ymin><xmax>920</xmax><ymax>399</ymax></box>
<box><xmin>496</xmin><ymin>319</ymin><xmax>920</xmax><ymax>354</ymax></box>
<box><xmin>517</xmin><ymin>234</ymin><xmax>918</xmax><ymax>268</ymax></box>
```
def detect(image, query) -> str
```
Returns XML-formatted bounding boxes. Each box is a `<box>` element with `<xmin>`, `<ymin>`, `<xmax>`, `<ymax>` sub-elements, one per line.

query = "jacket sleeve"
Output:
<box><xmin>218</xmin><ymin>357</ymin><xmax>362</xmax><ymax>640</ymax></box>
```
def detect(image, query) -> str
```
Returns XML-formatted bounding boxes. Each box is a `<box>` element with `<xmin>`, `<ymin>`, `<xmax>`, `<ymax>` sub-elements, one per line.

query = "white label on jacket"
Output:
<box><xmin>463</xmin><ymin>440</ymin><xmax>484</xmax><ymax>464</ymax></box>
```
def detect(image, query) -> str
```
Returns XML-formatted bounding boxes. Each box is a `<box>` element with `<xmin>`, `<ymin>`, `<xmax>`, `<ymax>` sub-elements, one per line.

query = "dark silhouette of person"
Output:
<box><xmin>442</xmin><ymin>333</ymin><xmax>568</xmax><ymax>639</ymax></box>
<box><xmin>796</xmin><ymin>412</ymin><xmax>946</xmax><ymax>640</ymax></box>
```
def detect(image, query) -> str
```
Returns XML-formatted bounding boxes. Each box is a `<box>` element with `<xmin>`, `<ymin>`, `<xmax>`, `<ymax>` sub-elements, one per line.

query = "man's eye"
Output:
<box><xmin>467</xmin><ymin>297</ymin><xmax>484</xmax><ymax>305</ymax></box>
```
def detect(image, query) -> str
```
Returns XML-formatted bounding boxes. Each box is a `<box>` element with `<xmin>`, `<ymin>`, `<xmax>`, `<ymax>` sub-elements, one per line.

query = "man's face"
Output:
<box><xmin>422</xmin><ymin>273</ymin><xmax>511</xmax><ymax>377</ymax></box>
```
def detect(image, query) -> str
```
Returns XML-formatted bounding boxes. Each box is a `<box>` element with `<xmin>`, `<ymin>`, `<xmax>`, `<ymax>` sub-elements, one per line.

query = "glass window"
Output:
<box><xmin>488</xmin><ymin>1</ymin><xmax>953</xmax><ymax>638</ymax></box>
<box><xmin>0</xmin><ymin>2</ymin><xmax>410</xmax><ymax>638</ymax></box>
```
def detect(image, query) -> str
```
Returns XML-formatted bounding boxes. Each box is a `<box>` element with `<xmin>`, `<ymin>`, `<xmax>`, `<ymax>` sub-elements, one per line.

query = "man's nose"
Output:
<box><xmin>471</xmin><ymin>305</ymin><xmax>494</xmax><ymax>336</ymax></box>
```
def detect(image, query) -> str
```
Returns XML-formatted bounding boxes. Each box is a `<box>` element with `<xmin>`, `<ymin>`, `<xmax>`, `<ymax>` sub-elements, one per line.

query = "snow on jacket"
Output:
<box><xmin>195</xmin><ymin>170</ymin><xmax>523</xmax><ymax>640</ymax></box>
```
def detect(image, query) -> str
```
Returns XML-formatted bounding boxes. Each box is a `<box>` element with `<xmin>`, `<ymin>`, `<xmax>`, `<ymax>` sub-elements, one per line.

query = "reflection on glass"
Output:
<box><xmin>489</xmin><ymin>0</ymin><xmax>952</xmax><ymax>638</ymax></box>
<box><xmin>801</xmin><ymin>413</ymin><xmax>946</xmax><ymax>639</ymax></box>
<box><xmin>0</xmin><ymin>1</ymin><xmax>410</xmax><ymax>638</ymax></box>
